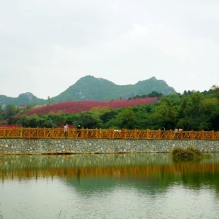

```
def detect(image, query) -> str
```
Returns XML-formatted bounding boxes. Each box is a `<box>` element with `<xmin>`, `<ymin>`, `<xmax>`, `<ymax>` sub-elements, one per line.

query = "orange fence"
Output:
<box><xmin>0</xmin><ymin>127</ymin><xmax>219</xmax><ymax>140</ymax></box>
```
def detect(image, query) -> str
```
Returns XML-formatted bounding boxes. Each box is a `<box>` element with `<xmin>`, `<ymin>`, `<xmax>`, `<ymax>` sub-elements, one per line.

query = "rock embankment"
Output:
<box><xmin>0</xmin><ymin>139</ymin><xmax>218</xmax><ymax>154</ymax></box>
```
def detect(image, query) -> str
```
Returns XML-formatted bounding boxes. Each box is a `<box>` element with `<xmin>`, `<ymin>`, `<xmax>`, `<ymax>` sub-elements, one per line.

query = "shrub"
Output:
<box><xmin>172</xmin><ymin>147</ymin><xmax>203</xmax><ymax>161</ymax></box>
<box><xmin>186</xmin><ymin>147</ymin><xmax>202</xmax><ymax>156</ymax></box>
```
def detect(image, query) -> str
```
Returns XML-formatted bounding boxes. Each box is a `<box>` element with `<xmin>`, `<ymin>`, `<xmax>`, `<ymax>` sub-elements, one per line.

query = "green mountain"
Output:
<box><xmin>52</xmin><ymin>75</ymin><xmax>175</xmax><ymax>102</ymax></box>
<box><xmin>0</xmin><ymin>92</ymin><xmax>46</xmax><ymax>107</ymax></box>
<box><xmin>0</xmin><ymin>75</ymin><xmax>175</xmax><ymax>106</ymax></box>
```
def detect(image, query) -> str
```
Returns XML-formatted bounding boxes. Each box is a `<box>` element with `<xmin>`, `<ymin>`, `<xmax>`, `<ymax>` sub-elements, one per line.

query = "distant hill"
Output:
<box><xmin>53</xmin><ymin>75</ymin><xmax>175</xmax><ymax>102</ymax></box>
<box><xmin>0</xmin><ymin>92</ymin><xmax>46</xmax><ymax>108</ymax></box>
<box><xmin>0</xmin><ymin>75</ymin><xmax>175</xmax><ymax>106</ymax></box>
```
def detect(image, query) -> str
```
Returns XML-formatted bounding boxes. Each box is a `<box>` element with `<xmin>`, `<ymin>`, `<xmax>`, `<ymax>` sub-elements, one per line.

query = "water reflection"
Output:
<box><xmin>1</xmin><ymin>154</ymin><xmax>219</xmax><ymax>190</ymax></box>
<box><xmin>0</xmin><ymin>153</ymin><xmax>219</xmax><ymax>219</ymax></box>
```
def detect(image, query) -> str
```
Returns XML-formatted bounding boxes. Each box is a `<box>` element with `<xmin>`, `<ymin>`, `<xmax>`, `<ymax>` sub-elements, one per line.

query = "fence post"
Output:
<box><xmin>51</xmin><ymin>127</ymin><xmax>54</xmax><ymax>138</ymax></box>
<box><xmin>3</xmin><ymin>126</ymin><xmax>5</xmax><ymax>138</ymax></box>
<box><xmin>161</xmin><ymin>129</ymin><xmax>165</xmax><ymax>139</ymax></box>
<box><xmin>158</xmin><ymin>129</ymin><xmax>164</xmax><ymax>139</ymax></box>
<box><xmin>134</xmin><ymin>129</ymin><xmax>137</xmax><ymax>139</ymax></box>
<box><xmin>201</xmin><ymin>130</ymin><xmax>204</xmax><ymax>139</ymax></box>
<box><xmin>20</xmin><ymin>126</ymin><xmax>23</xmax><ymax>138</ymax></box>
<box><xmin>107</xmin><ymin>129</ymin><xmax>109</xmax><ymax>139</ymax></box>
<box><xmin>36</xmin><ymin>127</ymin><xmax>38</xmax><ymax>138</ymax></box>
<box><xmin>212</xmin><ymin>130</ymin><xmax>215</xmax><ymax>140</ymax></box>
<box><xmin>99</xmin><ymin>128</ymin><xmax>102</xmax><ymax>139</ymax></box>
<box><xmin>190</xmin><ymin>130</ymin><xmax>194</xmax><ymax>139</ymax></box>
<box><xmin>80</xmin><ymin>128</ymin><xmax>84</xmax><ymax>138</ymax></box>
<box><xmin>180</xmin><ymin>130</ymin><xmax>183</xmax><ymax>139</ymax></box>
<box><xmin>169</xmin><ymin>130</ymin><xmax>173</xmax><ymax>139</ymax></box>
<box><xmin>11</xmin><ymin>126</ymin><xmax>14</xmax><ymax>138</ymax></box>
<box><xmin>121</xmin><ymin>128</ymin><xmax>125</xmax><ymax>139</ymax></box>
<box><xmin>146</xmin><ymin>129</ymin><xmax>149</xmax><ymax>139</ymax></box>
<box><xmin>59</xmin><ymin>127</ymin><xmax>62</xmax><ymax>138</ymax></box>
<box><xmin>95</xmin><ymin>128</ymin><xmax>98</xmax><ymax>139</ymax></box>
<box><xmin>86</xmin><ymin>128</ymin><xmax>88</xmax><ymax>138</ymax></box>
<box><xmin>111</xmin><ymin>129</ymin><xmax>114</xmax><ymax>139</ymax></box>
<box><xmin>44</xmin><ymin>127</ymin><xmax>46</xmax><ymax>138</ymax></box>
<box><xmin>28</xmin><ymin>127</ymin><xmax>31</xmax><ymax>138</ymax></box>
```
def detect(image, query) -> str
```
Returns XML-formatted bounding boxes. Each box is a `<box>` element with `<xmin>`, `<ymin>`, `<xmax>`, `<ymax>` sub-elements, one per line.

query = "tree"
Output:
<box><xmin>178</xmin><ymin>96</ymin><xmax>189</xmax><ymax>118</ymax></box>
<box><xmin>80</xmin><ymin>112</ymin><xmax>102</xmax><ymax>129</ymax></box>
<box><xmin>5</xmin><ymin>104</ymin><xmax>18</xmax><ymax>119</ymax></box>
<box><xmin>28</xmin><ymin>115</ymin><xmax>41</xmax><ymax>127</ymax></box>
<box><xmin>0</xmin><ymin>104</ymin><xmax>3</xmax><ymax>120</ymax></box>
<box><xmin>176</xmin><ymin>117</ymin><xmax>192</xmax><ymax>130</ymax></box>
<box><xmin>150</xmin><ymin>97</ymin><xmax>178</xmax><ymax>129</ymax></box>
<box><xmin>100</xmin><ymin>110</ymin><xmax>118</xmax><ymax>124</ymax></box>
<box><xmin>211</xmin><ymin>85</ymin><xmax>219</xmax><ymax>102</ymax></box>
<box><xmin>18</xmin><ymin>116</ymin><xmax>30</xmax><ymax>127</ymax></box>
<box><xmin>66</xmin><ymin>114</ymin><xmax>80</xmax><ymax>127</ymax></box>
<box><xmin>116</xmin><ymin>108</ymin><xmax>136</xmax><ymax>129</ymax></box>
<box><xmin>48</xmin><ymin>114</ymin><xmax>65</xmax><ymax>127</ymax></box>
<box><xmin>189</xmin><ymin>92</ymin><xmax>204</xmax><ymax>117</ymax></box>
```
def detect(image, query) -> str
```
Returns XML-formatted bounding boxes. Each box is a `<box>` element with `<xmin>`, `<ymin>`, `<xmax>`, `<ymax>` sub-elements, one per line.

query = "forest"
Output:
<box><xmin>0</xmin><ymin>87</ymin><xmax>219</xmax><ymax>131</ymax></box>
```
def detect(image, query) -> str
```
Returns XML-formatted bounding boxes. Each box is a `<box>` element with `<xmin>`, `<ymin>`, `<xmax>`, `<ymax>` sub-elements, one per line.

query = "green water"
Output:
<box><xmin>0</xmin><ymin>153</ymin><xmax>219</xmax><ymax>219</ymax></box>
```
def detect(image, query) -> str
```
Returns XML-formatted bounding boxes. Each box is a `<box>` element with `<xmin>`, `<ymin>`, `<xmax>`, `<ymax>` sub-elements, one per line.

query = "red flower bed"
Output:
<box><xmin>20</xmin><ymin>97</ymin><xmax>158</xmax><ymax>116</ymax></box>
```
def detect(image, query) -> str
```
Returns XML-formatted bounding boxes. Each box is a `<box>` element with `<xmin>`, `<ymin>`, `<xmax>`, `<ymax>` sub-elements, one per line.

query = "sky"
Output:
<box><xmin>0</xmin><ymin>0</ymin><xmax>219</xmax><ymax>99</ymax></box>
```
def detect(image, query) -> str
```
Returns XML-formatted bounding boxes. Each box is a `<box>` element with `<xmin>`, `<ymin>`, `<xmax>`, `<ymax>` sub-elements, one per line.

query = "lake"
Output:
<box><xmin>0</xmin><ymin>153</ymin><xmax>219</xmax><ymax>219</ymax></box>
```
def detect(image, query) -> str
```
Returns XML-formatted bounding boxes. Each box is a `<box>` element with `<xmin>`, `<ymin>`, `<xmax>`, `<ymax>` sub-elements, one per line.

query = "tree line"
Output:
<box><xmin>1</xmin><ymin>87</ymin><xmax>219</xmax><ymax>131</ymax></box>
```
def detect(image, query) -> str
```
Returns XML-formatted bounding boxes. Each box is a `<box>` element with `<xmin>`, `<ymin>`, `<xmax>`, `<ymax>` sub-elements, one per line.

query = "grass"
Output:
<box><xmin>171</xmin><ymin>147</ymin><xmax>209</xmax><ymax>162</ymax></box>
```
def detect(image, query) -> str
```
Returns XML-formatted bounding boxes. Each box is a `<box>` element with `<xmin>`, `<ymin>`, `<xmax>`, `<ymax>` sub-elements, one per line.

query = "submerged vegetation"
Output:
<box><xmin>172</xmin><ymin>147</ymin><xmax>210</xmax><ymax>161</ymax></box>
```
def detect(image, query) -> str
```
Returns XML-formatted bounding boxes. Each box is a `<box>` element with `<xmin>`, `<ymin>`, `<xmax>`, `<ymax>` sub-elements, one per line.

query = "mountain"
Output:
<box><xmin>0</xmin><ymin>92</ymin><xmax>46</xmax><ymax>108</ymax></box>
<box><xmin>52</xmin><ymin>75</ymin><xmax>175</xmax><ymax>102</ymax></box>
<box><xmin>0</xmin><ymin>75</ymin><xmax>175</xmax><ymax>106</ymax></box>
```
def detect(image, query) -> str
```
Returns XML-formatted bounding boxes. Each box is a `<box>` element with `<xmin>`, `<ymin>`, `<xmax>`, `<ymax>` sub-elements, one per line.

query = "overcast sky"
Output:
<box><xmin>0</xmin><ymin>0</ymin><xmax>219</xmax><ymax>99</ymax></box>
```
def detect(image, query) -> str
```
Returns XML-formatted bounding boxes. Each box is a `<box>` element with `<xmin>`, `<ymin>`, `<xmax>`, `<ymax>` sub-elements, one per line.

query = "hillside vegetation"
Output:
<box><xmin>1</xmin><ymin>87</ymin><xmax>219</xmax><ymax>131</ymax></box>
<box><xmin>19</xmin><ymin>97</ymin><xmax>158</xmax><ymax>116</ymax></box>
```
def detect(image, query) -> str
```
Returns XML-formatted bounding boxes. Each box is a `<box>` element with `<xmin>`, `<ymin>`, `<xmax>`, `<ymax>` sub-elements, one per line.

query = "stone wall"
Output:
<box><xmin>0</xmin><ymin>139</ymin><xmax>219</xmax><ymax>155</ymax></box>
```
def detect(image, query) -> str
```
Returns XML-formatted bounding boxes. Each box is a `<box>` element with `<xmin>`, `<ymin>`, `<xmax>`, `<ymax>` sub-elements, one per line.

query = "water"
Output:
<box><xmin>1</xmin><ymin>153</ymin><xmax>219</xmax><ymax>219</ymax></box>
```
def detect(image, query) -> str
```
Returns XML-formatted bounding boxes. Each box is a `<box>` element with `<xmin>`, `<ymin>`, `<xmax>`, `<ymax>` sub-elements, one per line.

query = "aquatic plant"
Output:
<box><xmin>172</xmin><ymin>147</ymin><xmax>205</xmax><ymax>161</ymax></box>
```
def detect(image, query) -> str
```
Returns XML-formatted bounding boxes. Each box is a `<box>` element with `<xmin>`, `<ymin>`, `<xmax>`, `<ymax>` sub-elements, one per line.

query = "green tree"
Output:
<box><xmin>80</xmin><ymin>112</ymin><xmax>102</xmax><ymax>128</ymax></box>
<box><xmin>116</xmin><ymin>108</ymin><xmax>136</xmax><ymax>129</ymax></box>
<box><xmin>28</xmin><ymin>114</ymin><xmax>41</xmax><ymax>127</ymax></box>
<box><xmin>189</xmin><ymin>92</ymin><xmax>204</xmax><ymax>118</ymax></box>
<box><xmin>48</xmin><ymin>114</ymin><xmax>65</xmax><ymax>127</ymax></box>
<box><xmin>5</xmin><ymin>104</ymin><xmax>18</xmax><ymax>119</ymax></box>
<box><xmin>211</xmin><ymin>85</ymin><xmax>219</xmax><ymax>102</ymax></box>
<box><xmin>66</xmin><ymin>114</ymin><xmax>80</xmax><ymax>127</ymax></box>
<box><xmin>178</xmin><ymin>96</ymin><xmax>189</xmax><ymax>118</ymax></box>
<box><xmin>132</xmin><ymin>105</ymin><xmax>151</xmax><ymax>129</ymax></box>
<box><xmin>100</xmin><ymin>110</ymin><xmax>118</xmax><ymax>125</ymax></box>
<box><xmin>18</xmin><ymin>116</ymin><xmax>29</xmax><ymax>127</ymax></box>
<box><xmin>0</xmin><ymin>104</ymin><xmax>3</xmax><ymax>120</ymax></box>
<box><xmin>150</xmin><ymin>97</ymin><xmax>178</xmax><ymax>129</ymax></box>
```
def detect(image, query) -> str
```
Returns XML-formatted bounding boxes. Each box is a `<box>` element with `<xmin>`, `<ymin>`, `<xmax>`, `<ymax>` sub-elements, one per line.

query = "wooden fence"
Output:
<box><xmin>0</xmin><ymin>127</ymin><xmax>219</xmax><ymax>140</ymax></box>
